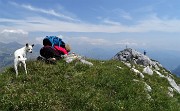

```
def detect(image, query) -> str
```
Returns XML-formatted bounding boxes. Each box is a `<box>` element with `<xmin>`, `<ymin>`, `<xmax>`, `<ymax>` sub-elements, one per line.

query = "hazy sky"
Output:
<box><xmin>1</xmin><ymin>0</ymin><xmax>180</xmax><ymax>51</ymax></box>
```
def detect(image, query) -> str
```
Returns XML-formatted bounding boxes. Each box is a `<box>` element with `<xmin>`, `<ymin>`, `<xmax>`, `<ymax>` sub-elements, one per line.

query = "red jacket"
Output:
<box><xmin>54</xmin><ymin>46</ymin><xmax>68</xmax><ymax>55</ymax></box>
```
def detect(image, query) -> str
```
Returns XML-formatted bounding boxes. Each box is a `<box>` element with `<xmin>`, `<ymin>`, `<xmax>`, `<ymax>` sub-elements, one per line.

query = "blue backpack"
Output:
<box><xmin>43</xmin><ymin>36</ymin><xmax>65</xmax><ymax>47</ymax></box>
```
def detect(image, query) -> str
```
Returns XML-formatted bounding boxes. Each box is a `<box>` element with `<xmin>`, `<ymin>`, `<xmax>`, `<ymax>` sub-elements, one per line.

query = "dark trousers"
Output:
<box><xmin>40</xmin><ymin>46</ymin><xmax>61</xmax><ymax>60</ymax></box>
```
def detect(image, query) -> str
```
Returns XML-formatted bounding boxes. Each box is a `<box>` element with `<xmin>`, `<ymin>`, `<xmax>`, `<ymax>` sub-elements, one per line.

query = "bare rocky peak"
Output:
<box><xmin>112</xmin><ymin>48</ymin><xmax>162</xmax><ymax>70</ymax></box>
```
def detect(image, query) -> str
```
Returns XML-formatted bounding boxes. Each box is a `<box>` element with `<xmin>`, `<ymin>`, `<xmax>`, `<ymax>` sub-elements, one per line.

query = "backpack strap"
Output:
<box><xmin>45</xmin><ymin>36</ymin><xmax>53</xmax><ymax>47</ymax></box>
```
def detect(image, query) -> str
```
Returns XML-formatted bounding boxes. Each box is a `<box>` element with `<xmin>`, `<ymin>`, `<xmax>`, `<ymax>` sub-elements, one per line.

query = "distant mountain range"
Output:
<box><xmin>76</xmin><ymin>47</ymin><xmax>180</xmax><ymax>77</ymax></box>
<box><xmin>0</xmin><ymin>42</ymin><xmax>180</xmax><ymax>77</ymax></box>
<box><xmin>0</xmin><ymin>42</ymin><xmax>42</xmax><ymax>71</ymax></box>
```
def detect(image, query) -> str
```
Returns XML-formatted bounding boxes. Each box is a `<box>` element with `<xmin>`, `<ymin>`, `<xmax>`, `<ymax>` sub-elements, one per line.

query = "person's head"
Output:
<box><xmin>65</xmin><ymin>44</ymin><xmax>71</xmax><ymax>52</ymax></box>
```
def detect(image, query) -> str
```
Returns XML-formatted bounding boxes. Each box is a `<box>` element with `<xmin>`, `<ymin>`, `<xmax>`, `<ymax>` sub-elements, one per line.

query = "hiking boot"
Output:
<box><xmin>46</xmin><ymin>58</ymin><xmax>56</xmax><ymax>64</ymax></box>
<box><xmin>37</xmin><ymin>56</ymin><xmax>46</xmax><ymax>61</ymax></box>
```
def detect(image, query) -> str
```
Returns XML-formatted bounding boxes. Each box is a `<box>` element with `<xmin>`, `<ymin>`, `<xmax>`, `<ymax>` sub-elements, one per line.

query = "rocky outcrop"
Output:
<box><xmin>113</xmin><ymin>48</ymin><xmax>180</xmax><ymax>95</ymax></box>
<box><xmin>112</xmin><ymin>48</ymin><xmax>162</xmax><ymax>70</ymax></box>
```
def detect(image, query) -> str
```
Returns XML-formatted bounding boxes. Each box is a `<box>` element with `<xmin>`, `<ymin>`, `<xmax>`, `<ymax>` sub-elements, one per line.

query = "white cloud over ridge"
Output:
<box><xmin>0</xmin><ymin>29</ymin><xmax>28</xmax><ymax>43</ymax></box>
<box><xmin>115</xmin><ymin>41</ymin><xmax>137</xmax><ymax>46</ymax></box>
<box><xmin>35</xmin><ymin>37</ymin><xmax>44</xmax><ymax>43</ymax></box>
<box><xmin>1</xmin><ymin>29</ymin><xmax>28</xmax><ymax>35</ymax></box>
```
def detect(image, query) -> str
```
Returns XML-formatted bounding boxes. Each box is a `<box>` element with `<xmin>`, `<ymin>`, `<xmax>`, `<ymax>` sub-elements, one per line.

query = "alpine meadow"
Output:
<box><xmin>0</xmin><ymin>57</ymin><xmax>179</xmax><ymax>110</ymax></box>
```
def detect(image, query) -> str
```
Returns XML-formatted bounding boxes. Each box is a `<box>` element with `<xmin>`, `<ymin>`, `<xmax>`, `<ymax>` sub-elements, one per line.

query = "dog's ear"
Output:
<box><xmin>26</xmin><ymin>43</ymin><xmax>28</xmax><ymax>47</ymax></box>
<box><xmin>32</xmin><ymin>44</ymin><xmax>34</xmax><ymax>47</ymax></box>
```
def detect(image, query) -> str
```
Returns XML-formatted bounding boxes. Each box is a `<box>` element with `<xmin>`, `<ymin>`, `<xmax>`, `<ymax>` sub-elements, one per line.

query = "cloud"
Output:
<box><xmin>22</xmin><ymin>4</ymin><xmax>79</xmax><ymax>22</ymax></box>
<box><xmin>103</xmin><ymin>19</ymin><xmax>122</xmax><ymax>25</ymax></box>
<box><xmin>10</xmin><ymin>1</ymin><xmax>78</xmax><ymax>22</ymax></box>
<box><xmin>118</xmin><ymin>10</ymin><xmax>132</xmax><ymax>20</ymax></box>
<box><xmin>133</xmin><ymin>14</ymin><xmax>180</xmax><ymax>32</ymax></box>
<box><xmin>63</xmin><ymin>36</ymin><xmax>108</xmax><ymax>46</ymax></box>
<box><xmin>1</xmin><ymin>14</ymin><xmax>180</xmax><ymax>33</ymax></box>
<box><xmin>2</xmin><ymin>1</ymin><xmax>180</xmax><ymax>34</ymax></box>
<box><xmin>114</xmin><ymin>39</ymin><xmax>148</xmax><ymax>48</ymax></box>
<box><xmin>1</xmin><ymin>29</ymin><xmax>28</xmax><ymax>35</ymax></box>
<box><xmin>115</xmin><ymin>41</ymin><xmax>138</xmax><ymax>46</ymax></box>
<box><xmin>79</xmin><ymin>37</ymin><xmax>108</xmax><ymax>45</ymax></box>
<box><xmin>105</xmin><ymin>8</ymin><xmax>133</xmax><ymax>21</ymax></box>
<box><xmin>121</xmin><ymin>13</ymin><xmax>132</xmax><ymax>20</ymax></box>
<box><xmin>64</xmin><ymin>36</ymin><xmax>145</xmax><ymax>48</ymax></box>
<box><xmin>35</xmin><ymin>37</ymin><xmax>44</xmax><ymax>43</ymax></box>
<box><xmin>0</xmin><ymin>29</ymin><xmax>28</xmax><ymax>43</ymax></box>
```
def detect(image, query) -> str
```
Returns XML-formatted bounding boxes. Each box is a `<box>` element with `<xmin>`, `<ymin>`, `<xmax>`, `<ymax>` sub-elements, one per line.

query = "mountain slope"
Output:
<box><xmin>173</xmin><ymin>65</ymin><xmax>180</xmax><ymax>77</ymax></box>
<box><xmin>112</xmin><ymin>48</ymin><xmax>180</xmax><ymax>93</ymax></box>
<box><xmin>0</xmin><ymin>42</ymin><xmax>22</xmax><ymax>71</ymax></box>
<box><xmin>0</xmin><ymin>42</ymin><xmax>42</xmax><ymax>71</ymax></box>
<box><xmin>0</xmin><ymin>58</ymin><xmax>180</xmax><ymax>110</ymax></box>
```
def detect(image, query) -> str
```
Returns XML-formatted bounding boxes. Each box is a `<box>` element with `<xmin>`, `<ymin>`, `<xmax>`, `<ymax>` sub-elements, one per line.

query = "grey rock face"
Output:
<box><xmin>112</xmin><ymin>48</ymin><xmax>161</xmax><ymax>68</ymax></box>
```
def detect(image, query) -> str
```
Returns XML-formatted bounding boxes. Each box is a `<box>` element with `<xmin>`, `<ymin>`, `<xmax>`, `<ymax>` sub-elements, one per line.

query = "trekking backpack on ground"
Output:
<box><xmin>43</xmin><ymin>36</ymin><xmax>65</xmax><ymax>48</ymax></box>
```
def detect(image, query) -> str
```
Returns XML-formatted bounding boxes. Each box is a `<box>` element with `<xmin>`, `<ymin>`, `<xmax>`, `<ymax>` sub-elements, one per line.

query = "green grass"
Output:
<box><xmin>0</xmin><ymin>59</ymin><xmax>180</xmax><ymax>111</ymax></box>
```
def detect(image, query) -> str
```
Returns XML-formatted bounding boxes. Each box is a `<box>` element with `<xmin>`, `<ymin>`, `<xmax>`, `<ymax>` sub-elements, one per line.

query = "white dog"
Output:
<box><xmin>14</xmin><ymin>43</ymin><xmax>34</xmax><ymax>76</ymax></box>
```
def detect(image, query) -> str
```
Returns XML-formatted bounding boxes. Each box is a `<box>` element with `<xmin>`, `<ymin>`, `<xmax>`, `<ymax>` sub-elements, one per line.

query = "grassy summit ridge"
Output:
<box><xmin>0</xmin><ymin>59</ymin><xmax>180</xmax><ymax>111</ymax></box>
